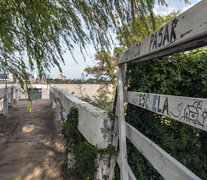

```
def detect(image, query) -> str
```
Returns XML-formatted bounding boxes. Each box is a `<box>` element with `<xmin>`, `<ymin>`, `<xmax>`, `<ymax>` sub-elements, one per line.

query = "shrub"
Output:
<box><xmin>61</xmin><ymin>107</ymin><xmax>116</xmax><ymax>179</ymax></box>
<box><xmin>124</xmin><ymin>49</ymin><xmax>207</xmax><ymax>179</ymax></box>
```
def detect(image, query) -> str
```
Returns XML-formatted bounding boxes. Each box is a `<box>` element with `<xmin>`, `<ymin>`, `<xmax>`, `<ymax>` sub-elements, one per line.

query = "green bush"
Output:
<box><xmin>61</xmin><ymin>107</ymin><xmax>98</xmax><ymax>179</ymax></box>
<box><xmin>124</xmin><ymin>49</ymin><xmax>207</xmax><ymax>179</ymax></box>
<box><xmin>61</xmin><ymin>107</ymin><xmax>116</xmax><ymax>179</ymax></box>
<box><xmin>81</xmin><ymin>92</ymin><xmax>114</xmax><ymax>112</ymax></box>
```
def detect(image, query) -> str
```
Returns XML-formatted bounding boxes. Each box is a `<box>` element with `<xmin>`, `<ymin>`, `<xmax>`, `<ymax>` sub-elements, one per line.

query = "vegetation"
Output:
<box><xmin>84</xmin><ymin>51</ymin><xmax>117</xmax><ymax>85</ymax></box>
<box><xmin>46</xmin><ymin>78</ymin><xmax>112</xmax><ymax>84</ymax></box>
<box><xmin>123</xmin><ymin>49</ymin><xmax>207</xmax><ymax>179</ymax></box>
<box><xmin>3</xmin><ymin>1</ymin><xmax>203</xmax><ymax>179</ymax></box>
<box><xmin>84</xmin><ymin>11</ymin><xmax>180</xmax><ymax>90</ymax></box>
<box><xmin>84</xmin><ymin>50</ymin><xmax>118</xmax><ymax>101</ymax></box>
<box><xmin>46</xmin><ymin>78</ymin><xmax>68</xmax><ymax>84</ymax></box>
<box><xmin>58</xmin><ymin>7</ymin><xmax>207</xmax><ymax>179</ymax></box>
<box><xmin>81</xmin><ymin>92</ymin><xmax>114</xmax><ymax>113</ymax></box>
<box><xmin>111</xmin><ymin>9</ymin><xmax>207</xmax><ymax>180</ymax></box>
<box><xmin>61</xmin><ymin>107</ymin><xmax>116</xmax><ymax>179</ymax></box>
<box><xmin>70</xmin><ymin>78</ymin><xmax>112</xmax><ymax>84</ymax></box>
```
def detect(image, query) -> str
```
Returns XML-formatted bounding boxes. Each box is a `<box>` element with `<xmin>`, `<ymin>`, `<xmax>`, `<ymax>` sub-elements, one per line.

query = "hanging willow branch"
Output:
<box><xmin>0</xmin><ymin>0</ymin><xmax>189</xmax><ymax>85</ymax></box>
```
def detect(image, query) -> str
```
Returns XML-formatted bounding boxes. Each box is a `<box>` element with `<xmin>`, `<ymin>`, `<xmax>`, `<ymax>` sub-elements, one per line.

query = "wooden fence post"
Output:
<box><xmin>117</xmin><ymin>64</ymin><xmax>128</xmax><ymax>180</ymax></box>
<box><xmin>109</xmin><ymin>89</ymin><xmax>119</xmax><ymax>179</ymax></box>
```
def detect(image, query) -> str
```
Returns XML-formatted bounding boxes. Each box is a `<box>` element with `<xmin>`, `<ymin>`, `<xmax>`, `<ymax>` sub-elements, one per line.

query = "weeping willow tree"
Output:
<box><xmin>1</xmin><ymin>0</ymin><xmax>186</xmax><ymax>88</ymax></box>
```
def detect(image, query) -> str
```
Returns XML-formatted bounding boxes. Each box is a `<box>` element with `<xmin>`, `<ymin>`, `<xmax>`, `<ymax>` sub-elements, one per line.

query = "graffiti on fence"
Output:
<box><xmin>127</xmin><ymin>91</ymin><xmax>207</xmax><ymax>128</ymax></box>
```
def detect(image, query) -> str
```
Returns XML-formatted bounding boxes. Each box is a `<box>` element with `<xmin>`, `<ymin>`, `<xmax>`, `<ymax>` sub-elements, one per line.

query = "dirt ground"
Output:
<box><xmin>0</xmin><ymin>100</ymin><xmax>77</xmax><ymax>180</ymax></box>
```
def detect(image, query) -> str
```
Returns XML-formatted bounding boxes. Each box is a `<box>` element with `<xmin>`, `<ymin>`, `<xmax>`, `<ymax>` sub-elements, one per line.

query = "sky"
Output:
<box><xmin>46</xmin><ymin>0</ymin><xmax>201</xmax><ymax>79</ymax></box>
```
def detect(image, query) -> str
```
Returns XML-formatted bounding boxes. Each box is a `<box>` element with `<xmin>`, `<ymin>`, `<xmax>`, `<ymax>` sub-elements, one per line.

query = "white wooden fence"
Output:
<box><xmin>0</xmin><ymin>85</ymin><xmax>20</xmax><ymax>117</ymax></box>
<box><xmin>110</xmin><ymin>1</ymin><xmax>207</xmax><ymax>179</ymax></box>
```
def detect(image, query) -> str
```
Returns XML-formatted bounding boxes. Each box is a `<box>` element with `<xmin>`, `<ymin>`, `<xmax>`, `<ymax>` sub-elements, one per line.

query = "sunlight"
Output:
<box><xmin>22</xmin><ymin>124</ymin><xmax>35</xmax><ymax>133</ymax></box>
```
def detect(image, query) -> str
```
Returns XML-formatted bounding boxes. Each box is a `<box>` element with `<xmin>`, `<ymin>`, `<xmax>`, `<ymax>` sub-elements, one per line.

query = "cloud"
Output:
<box><xmin>153</xmin><ymin>0</ymin><xmax>200</xmax><ymax>16</ymax></box>
<box><xmin>153</xmin><ymin>4</ymin><xmax>175</xmax><ymax>16</ymax></box>
<box><xmin>182</xmin><ymin>3</ymin><xmax>194</xmax><ymax>12</ymax></box>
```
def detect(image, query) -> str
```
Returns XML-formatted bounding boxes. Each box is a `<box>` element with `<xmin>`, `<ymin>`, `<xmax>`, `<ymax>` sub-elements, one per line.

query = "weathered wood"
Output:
<box><xmin>110</xmin><ymin>67</ymin><xmax>136</xmax><ymax>180</ymax></box>
<box><xmin>118</xmin><ymin>0</ymin><xmax>207</xmax><ymax>64</ymax></box>
<box><xmin>126</xmin><ymin>91</ymin><xmax>207</xmax><ymax>132</ymax></box>
<box><xmin>117</xmin><ymin>65</ymin><xmax>128</xmax><ymax>180</ymax></box>
<box><xmin>125</xmin><ymin>122</ymin><xmax>201</xmax><ymax>180</ymax></box>
<box><xmin>117</xmin><ymin>153</ymin><xmax>136</xmax><ymax>180</ymax></box>
<box><xmin>109</xmin><ymin>90</ymin><xmax>119</xmax><ymax>180</ymax></box>
<box><xmin>127</xmin><ymin>166</ymin><xmax>136</xmax><ymax>180</ymax></box>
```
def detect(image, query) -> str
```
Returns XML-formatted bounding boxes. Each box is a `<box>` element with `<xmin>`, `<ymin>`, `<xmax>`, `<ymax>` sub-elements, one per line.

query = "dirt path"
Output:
<box><xmin>0</xmin><ymin>100</ymin><xmax>76</xmax><ymax>180</ymax></box>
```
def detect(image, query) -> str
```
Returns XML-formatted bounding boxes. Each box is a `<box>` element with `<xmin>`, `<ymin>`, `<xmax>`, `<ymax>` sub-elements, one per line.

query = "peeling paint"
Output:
<box><xmin>101</xmin><ymin>118</ymin><xmax>111</xmax><ymax>141</ymax></box>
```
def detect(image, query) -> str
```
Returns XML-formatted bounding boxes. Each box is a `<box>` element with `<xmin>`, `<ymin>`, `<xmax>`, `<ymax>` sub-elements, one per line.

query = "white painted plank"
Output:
<box><xmin>109</xmin><ymin>78</ymin><xmax>135</xmax><ymax>180</ymax></box>
<box><xmin>118</xmin><ymin>0</ymin><xmax>207</xmax><ymax>64</ymax></box>
<box><xmin>127</xmin><ymin>166</ymin><xmax>136</xmax><ymax>180</ymax></box>
<box><xmin>117</xmin><ymin>65</ymin><xmax>128</xmax><ymax>180</ymax></box>
<box><xmin>109</xmin><ymin>94</ymin><xmax>119</xmax><ymax>179</ymax></box>
<box><xmin>125</xmin><ymin>122</ymin><xmax>201</xmax><ymax>180</ymax></box>
<box><xmin>126</xmin><ymin>91</ymin><xmax>207</xmax><ymax>132</ymax></box>
<box><xmin>117</xmin><ymin>153</ymin><xmax>136</xmax><ymax>180</ymax></box>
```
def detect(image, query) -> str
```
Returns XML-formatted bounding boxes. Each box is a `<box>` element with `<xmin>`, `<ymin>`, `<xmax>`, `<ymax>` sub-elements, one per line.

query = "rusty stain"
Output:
<box><xmin>180</xmin><ymin>29</ymin><xmax>193</xmax><ymax>38</ymax></box>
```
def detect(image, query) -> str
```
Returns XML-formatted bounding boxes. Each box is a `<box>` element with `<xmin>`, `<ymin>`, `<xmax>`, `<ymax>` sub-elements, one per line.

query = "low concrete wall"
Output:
<box><xmin>50</xmin><ymin>86</ymin><xmax>113</xmax><ymax>179</ymax></box>
<box><xmin>50</xmin><ymin>86</ymin><xmax>112</xmax><ymax>148</ymax></box>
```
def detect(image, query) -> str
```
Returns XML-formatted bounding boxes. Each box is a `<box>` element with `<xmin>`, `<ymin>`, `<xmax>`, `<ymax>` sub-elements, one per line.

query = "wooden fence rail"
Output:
<box><xmin>126</xmin><ymin>91</ymin><xmax>207</xmax><ymax>132</ymax></box>
<box><xmin>125</xmin><ymin>122</ymin><xmax>200</xmax><ymax>180</ymax></box>
<box><xmin>118</xmin><ymin>0</ymin><xmax>207</xmax><ymax>65</ymax></box>
<box><xmin>111</xmin><ymin>1</ymin><xmax>207</xmax><ymax>179</ymax></box>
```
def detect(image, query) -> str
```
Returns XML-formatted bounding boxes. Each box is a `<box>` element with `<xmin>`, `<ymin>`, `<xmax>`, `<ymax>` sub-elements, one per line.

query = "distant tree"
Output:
<box><xmin>84</xmin><ymin>11</ymin><xmax>180</xmax><ymax>90</ymax></box>
<box><xmin>84</xmin><ymin>50</ymin><xmax>117</xmax><ymax>86</ymax></box>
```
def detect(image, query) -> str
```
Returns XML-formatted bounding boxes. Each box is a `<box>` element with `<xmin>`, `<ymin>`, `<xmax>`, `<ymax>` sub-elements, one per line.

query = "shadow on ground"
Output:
<box><xmin>0</xmin><ymin>100</ymin><xmax>78</xmax><ymax>180</ymax></box>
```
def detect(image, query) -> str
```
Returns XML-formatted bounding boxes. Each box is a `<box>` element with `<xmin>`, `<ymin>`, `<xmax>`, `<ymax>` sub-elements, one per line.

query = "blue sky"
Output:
<box><xmin>47</xmin><ymin>0</ymin><xmax>200</xmax><ymax>79</ymax></box>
